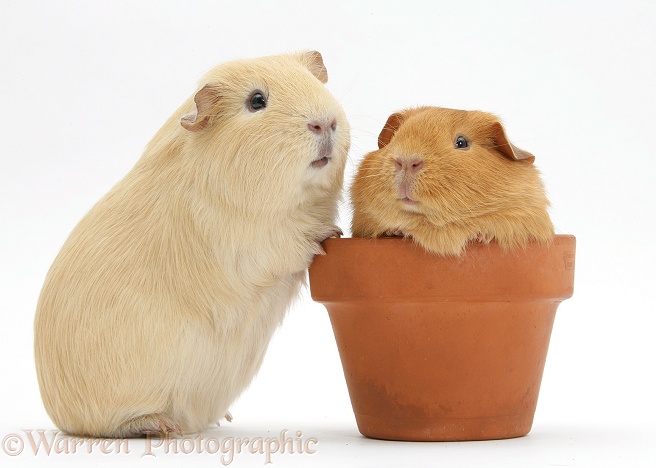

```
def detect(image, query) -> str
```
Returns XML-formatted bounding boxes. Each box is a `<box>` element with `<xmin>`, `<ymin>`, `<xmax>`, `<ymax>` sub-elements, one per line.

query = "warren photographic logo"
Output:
<box><xmin>2</xmin><ymin>429</ymin><xmax>317</xmax><ymax>465</ymax></box>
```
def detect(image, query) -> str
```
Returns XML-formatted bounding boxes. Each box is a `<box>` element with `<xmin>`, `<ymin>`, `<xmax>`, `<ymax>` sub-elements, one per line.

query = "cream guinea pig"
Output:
<box><xmin>34</xmin><ymin>51</ymin><xmax>349</xmax><ymax>438</ymax></box>
<box><xmin>351</xmin><ymin>106</ymin><xmax>553</xmax><ymax>255</ymax></box>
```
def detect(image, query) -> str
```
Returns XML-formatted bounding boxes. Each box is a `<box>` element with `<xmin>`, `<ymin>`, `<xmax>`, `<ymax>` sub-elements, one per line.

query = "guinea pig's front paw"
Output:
<box><xmin>474</xmin><ymin>232</ymin><xmax>494</xmax><ymax>244</ymax></box>
<box><xmin>313</xmin><ymin>225</ymin><xmax>343</xmax><ymax>255</ymax></box>
<box><xmin>323</xmin><ymin>225</ymin><xmax>344</xmax><ymax>240</ymax></box>
<box><xmin>383</xmin><ymin>229</ymin><xmax>405</xmax><ymax>237</ymax></box>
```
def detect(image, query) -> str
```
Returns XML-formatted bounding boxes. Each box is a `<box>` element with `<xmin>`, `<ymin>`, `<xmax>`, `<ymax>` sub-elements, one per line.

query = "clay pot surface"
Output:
<box><xmin>309</xmin><ymin>235</ymin><xmax>575</xmax><ymax>441</ymax></box>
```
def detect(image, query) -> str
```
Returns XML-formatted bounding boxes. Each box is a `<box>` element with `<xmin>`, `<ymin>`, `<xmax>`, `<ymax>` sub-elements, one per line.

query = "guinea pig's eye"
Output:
<box><xmin>248</xmin><ymin>91</ymin><xmax>267</xmax><ymax>112</ymax></box>
<box><xmin>455</xmin><ymin>136</ymin><xmax>469</xmax><ymax>149</ymax></box>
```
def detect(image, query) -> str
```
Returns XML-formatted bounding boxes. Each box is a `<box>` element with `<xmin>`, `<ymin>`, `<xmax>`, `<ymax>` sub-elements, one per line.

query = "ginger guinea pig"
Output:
<box><xmin>34</xmin><ymin>51</ymin><xmax>349</xmax><ymax>438</ymax></box>
<box><xmin>351</xmin><ymin>106</ymin><xmax>553</xmax><ymax>255</ymax></box>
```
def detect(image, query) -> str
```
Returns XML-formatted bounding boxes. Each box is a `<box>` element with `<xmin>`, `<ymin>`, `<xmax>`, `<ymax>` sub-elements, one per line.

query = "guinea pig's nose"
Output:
<box><xmin>308</xmin><ymin>118</ymin><xmax>337</xmax><ymax>135</ymax></box>
<box><xmin>394</xmin><ymin>158</ymin><xmax>424</xmax><ymax>174</ymax></box>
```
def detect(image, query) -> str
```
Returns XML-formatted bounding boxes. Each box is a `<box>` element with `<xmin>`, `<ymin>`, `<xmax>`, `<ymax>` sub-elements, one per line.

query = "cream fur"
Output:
<box><xmin>351</xmin><ymin>106</ymin><xmax>553</xmax><ymax>255</ymax></box>
<box><xmin>34</xmin><ymin>51</ymin><xmax>349</xmax><ymax>438</ymax></box>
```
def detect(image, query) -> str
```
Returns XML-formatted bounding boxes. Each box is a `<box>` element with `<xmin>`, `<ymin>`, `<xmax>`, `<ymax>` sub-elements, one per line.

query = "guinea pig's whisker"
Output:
<box><xmin>203</xmin><ymin>112</ymin><xmax>230</xmax><ymax>118</ymax></box>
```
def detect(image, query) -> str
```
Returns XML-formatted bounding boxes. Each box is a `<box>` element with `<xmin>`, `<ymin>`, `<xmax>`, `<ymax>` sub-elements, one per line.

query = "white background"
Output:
<box><xmin>1</xmin><ymin>1</ymin><xmax>655</xmax><ymax>466</ymax></box>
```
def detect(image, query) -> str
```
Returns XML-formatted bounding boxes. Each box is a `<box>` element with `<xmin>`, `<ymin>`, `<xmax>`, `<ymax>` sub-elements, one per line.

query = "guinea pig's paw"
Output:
<box><xmin>217</xmin><ymin>411</ymin><xmax>233</xmax><ymax>426</ymax></box>
<box><xmin>324</xmin><ymin>225</ymin><xmax>344</xmax><ymax>240</ymax></box>
<box><xmin>474</xmin><ymin>232</ymin><xmax>494</xmax><ymax>244</ymax></box>
<box><xmin>383</xmin><ymin>229</ymin><xmax>405</xmax><ymax>237</ymax></box>
<box><xmin>156</xmin><ymin>419</ymin><xmax>183</xmax><ymax>437</ymax></box>
<box><xmin>119</xmin><ymin>413</ymin><xmax>183</xmax><ymax>438</ymax></box>
<box><xmin>313</xmin><ymin>225</ymin><xmax>343</xmax><ymax>255</ymax></box>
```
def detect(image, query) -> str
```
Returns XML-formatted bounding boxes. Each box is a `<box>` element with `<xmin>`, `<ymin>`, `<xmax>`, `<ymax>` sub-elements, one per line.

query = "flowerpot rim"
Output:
<box><xmin>309</xmin><ymin>235</ymin><xmax>576</xmax><ymax>303</ymax></box>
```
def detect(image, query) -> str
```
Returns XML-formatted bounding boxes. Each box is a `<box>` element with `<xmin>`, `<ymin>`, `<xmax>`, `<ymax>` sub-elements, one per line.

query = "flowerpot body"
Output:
<box><xmin>309</xmin><ymin>236</ymin><xmax>575</xmax><ymax>441</ymax></box>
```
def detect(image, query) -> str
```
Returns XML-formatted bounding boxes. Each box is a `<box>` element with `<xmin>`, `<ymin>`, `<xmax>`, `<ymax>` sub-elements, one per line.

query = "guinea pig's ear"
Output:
<box><xmin>295</xmin><ymin>50</ymin><xmax>328</xmax><ymax>83</ymax></box>
<box><xmin>491</xmin><ymin>122</ymin><xmax>536</xmax><ymax>164</ymax></box>
<box><xmin>378</xmin><ymin>112</ymin><xmax>405</xmax><ymax>149</ymax></box>
<box><xmin>181</xmin><ymin>84</ymin><xmax>222</xmax><ymax>132</ymax></box>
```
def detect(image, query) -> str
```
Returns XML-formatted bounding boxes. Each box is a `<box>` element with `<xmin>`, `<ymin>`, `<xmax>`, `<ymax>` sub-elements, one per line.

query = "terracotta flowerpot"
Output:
<box><xmin>309</xmin><ymin>235</ymin><xmax>575</xmax><ymax>441</ymax></box>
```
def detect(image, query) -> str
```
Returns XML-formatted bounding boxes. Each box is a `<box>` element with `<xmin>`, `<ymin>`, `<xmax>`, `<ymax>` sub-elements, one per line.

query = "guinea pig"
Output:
<box><xmin>351</xmin><ymin>106</ymin><xmax>553</xmax><ymax>255</ymax></box>
<box><xmin>34</xmin><ymin>51</ymin><xmax>349</xmax><ymax>438</ymax></box>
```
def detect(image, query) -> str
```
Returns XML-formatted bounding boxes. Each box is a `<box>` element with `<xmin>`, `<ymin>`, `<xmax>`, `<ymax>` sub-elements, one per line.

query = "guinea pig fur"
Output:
<box><xmin>34</xmin><ymin>51</ymin><xmax>350</xmax><ymax>438</ymax></box>
<box><xmin>351</xmin><ymin>106</ymin><xmax>553</xmax><ymax>255</ymax></box>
